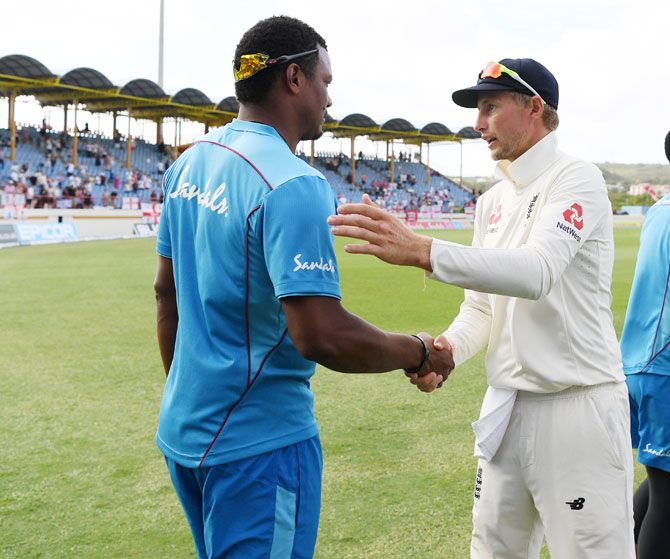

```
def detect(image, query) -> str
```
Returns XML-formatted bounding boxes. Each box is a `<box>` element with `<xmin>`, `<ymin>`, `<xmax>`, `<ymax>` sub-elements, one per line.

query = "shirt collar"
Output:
<box><xmin>494</xmin><ymin>132</ymin><xmax>561</xmax><ymax>189</ymax></box>
<box><xmin>227</xmin><ymin>118</ymin><xmax>284</xmax><ymax>140</ymax></box>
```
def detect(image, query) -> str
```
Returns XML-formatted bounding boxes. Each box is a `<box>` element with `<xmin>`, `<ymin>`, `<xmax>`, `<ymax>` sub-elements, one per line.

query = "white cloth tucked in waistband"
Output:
<box><xmin>472</xmin><ymin>386</ymin><xmax>517</xmax><ymax>461</ymax></box>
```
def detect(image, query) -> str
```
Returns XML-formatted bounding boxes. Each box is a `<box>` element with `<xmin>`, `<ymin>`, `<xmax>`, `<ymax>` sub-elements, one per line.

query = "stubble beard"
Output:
<box><xmin>492</xmin><ymin>129</ymin><xmax>527</xmax><ymax>162</ymax></box>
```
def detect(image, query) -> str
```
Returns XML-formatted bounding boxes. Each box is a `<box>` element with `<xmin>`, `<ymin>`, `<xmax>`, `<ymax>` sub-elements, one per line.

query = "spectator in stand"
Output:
<box><xmin>0</xmin><ymin>146</ymin><xmax>4</xmax><ymax>169</ymax></box>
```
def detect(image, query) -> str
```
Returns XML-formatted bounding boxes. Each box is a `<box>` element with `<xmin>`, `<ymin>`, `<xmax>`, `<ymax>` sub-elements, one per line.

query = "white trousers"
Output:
<box><xmin>470</xmin><ymin>382</ymin><xmax>634</xmax><ymax>559</ymax></box>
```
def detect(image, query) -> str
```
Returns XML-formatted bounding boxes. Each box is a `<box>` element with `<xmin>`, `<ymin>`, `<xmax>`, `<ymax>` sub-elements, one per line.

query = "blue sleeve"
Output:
<box><xmin>156</xmin><ymin>176</ymin><xmax>172</xmax><ymax>258</ymax></box>
<box><xmin>261</xmin><ymin>175</ymin><xmax>341</xmax><ymax>299</ymax></box>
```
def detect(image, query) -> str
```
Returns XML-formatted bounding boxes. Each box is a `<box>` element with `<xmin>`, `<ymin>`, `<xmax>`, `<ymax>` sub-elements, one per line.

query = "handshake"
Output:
<box><xmin>406</xmin><ymin>333</ymin><xmax>454</xmax><ymax>393</ymax></box>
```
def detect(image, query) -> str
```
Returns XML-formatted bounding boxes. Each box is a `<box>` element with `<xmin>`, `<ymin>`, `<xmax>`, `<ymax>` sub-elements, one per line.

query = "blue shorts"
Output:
<box><xmin>627</xmin><ymin>373</ymin><xmax>670</xmax><ymax>472</ymax></box>
<box><xmin>165</xmin><ymin>435</ymin><xmax>322</xmax><ymax>559</ymax></box>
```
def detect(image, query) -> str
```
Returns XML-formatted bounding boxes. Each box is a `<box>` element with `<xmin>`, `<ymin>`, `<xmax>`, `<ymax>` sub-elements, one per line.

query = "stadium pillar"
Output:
<box><xmin>350</xmin><ymin>135</ymin><xmax>356</xmax><ymax>185</ymax></box>
<box><xmin>126</xmin><ymin>111</ymin><xmax>132</xmax><ymax>170</ymax></box>
<box><xmin>8</xmin><ymin>89</ymin><xmax>16</xmax><ymax>161</ymax></box>
<box><xmin>63</xmin><ymin>104</ymin><xmax>68</xmax><ymax>134</ymax></box>
<box><xmin>310</xmin><ymin>140</ymin><xmax>314</xmax><ymax>166</ymax></box>
<box><xmin>459</xmin><ymin>141</ymin><xmax>463</xmax><ymax>186</ymax></box>
<box><xmin>112</xmin><ymin>111</ymin><xmax>117</xmax><ymax>137</ymax></box>
<box><xmin>157</xmin><ymin>118</ymin><xmax>164</xmax><ymax>145</ymax></box>
<box><xmin>425</xmin><ymin>143</ymin><xmax>431</xmax><ymax>184</ymax></box>
<box><xmin>205</xmin><ymin>123</ymin><xmax>209</xmax><ymax>134</ymax></box>
<box><xmin>72</xmin><ymin>101</ymin><xmax>79</xmax><ymax>167</ymax></box>
<box><xmin>390</xmin><ymin>142</ymin><xmax>395</xmax><ymax>183</ymax></box>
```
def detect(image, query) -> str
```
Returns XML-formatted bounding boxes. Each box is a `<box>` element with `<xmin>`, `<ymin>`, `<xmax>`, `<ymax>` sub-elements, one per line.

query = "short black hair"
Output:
<box><xmin>234</xmin><ymin>16</ymin><xmax>327</xmax><ymax>105</ymax></box>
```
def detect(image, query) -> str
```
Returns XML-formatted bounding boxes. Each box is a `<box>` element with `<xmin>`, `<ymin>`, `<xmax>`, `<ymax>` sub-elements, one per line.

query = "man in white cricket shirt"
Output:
<box><xmin>328</xmin><ymin>58</ymin><xmax>634</xmax><ymax>558</ymax></box>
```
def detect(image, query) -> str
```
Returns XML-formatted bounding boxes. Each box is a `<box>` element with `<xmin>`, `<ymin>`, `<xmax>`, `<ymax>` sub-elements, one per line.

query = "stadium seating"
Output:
<box><xmin>1</xmin><ymin>126</ymin><xmax>474</xmax><ymax>211</ymax></box>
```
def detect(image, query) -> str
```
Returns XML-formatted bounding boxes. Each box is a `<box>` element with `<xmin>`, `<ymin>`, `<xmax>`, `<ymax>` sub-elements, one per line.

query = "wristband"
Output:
<box><xmin>404</xmin><ymin>334</ymin><xmax>429</xmax><ymax>374</ymax></box>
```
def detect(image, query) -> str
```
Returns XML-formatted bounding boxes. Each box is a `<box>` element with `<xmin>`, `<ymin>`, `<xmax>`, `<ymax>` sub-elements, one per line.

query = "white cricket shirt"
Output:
<box><xmin>430</xmin><ymin>132</ymin><xmax>623</xmax><ymax>393</ymax></box>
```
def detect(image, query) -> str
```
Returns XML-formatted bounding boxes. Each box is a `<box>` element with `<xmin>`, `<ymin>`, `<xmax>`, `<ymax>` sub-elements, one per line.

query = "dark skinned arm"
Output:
<box><xmin>281</xmin><ymin>296</ymin><xmax>454</xmax><ymax>377</ymax></box>
<box><xmin>154</xmin><ymin>255</ymin><xmax>178</xmax><ymax>377</ymax></box>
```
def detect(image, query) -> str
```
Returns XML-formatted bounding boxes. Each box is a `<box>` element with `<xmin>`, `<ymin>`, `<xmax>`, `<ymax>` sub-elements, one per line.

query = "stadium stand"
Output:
<box><xmin>0</xmin><ymin>53</ymin><xmax>479</xmax><ymax>213</ymax></box>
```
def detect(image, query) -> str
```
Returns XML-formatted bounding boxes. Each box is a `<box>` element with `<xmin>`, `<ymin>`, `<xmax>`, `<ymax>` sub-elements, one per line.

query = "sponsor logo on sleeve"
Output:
<box><xmin>486</xmin><ymin>204</ymin><xmax>502</xmax><ymax>235</ymax></box>
<box><xmin>562</xmin><ymin>202</ymin><xmax>583</xmax><ymax>230</ymax></box>
<box><xmin>556</xmin><ymin>202</ymin><xmax>583</xmax><ymax>241</ymax></box>
<box><xmin>488</xmin><ymin>204</ymin><xmax>502</xmax><ymax>225</ymax></box>
<box><xmin>293</xmin><ymin>253</ymin><xmax>336</xmax><ymax>273</ymax></box>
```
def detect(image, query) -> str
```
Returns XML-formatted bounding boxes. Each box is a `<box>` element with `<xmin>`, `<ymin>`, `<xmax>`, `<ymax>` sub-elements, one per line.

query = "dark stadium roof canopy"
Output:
<box><xmin>421</xmin><ymin>122</ymin><xmax>453</xmax><ymax>136</ymax></box>
<box><xmin>217</xmin><ymin>96</ymin><xmax>239</xmax><ymax>113</ymax></box>
<box><xmin>382</xmin><ymin>118</ymin><xmax>416</xmax><ymax>132</ymax></box>
<box><xmin>0</xmin><ymin>54</ymin><xmax>54</xmax><ymax>80</ymax></box>
<box><xmin>173</xmin><ymin>88</ymin><xmax>213</xmax><ymax>107</ymax></box>
<box><xmin>338</xmin><ymin>113</ymin><xmax>378</xmax><ymax>129</ymax></box>
<box><xmin>0</xmin><ymin>53</ymin><xmax>480</xmax><ymax>145</ymax></box>
<box><xmin>121</xmin><ymin>78</ymin><xmax>167</xmax><ymax>98</ymax></box>
<box><xmin>61</xmin><ymin>67</ymin><xmax>114</xmax><ymax>89</ymax></box>
<box><xmin>457</xmin><ymin>126</ymin><xmax>481</xmax><ymax>139</ymax></box>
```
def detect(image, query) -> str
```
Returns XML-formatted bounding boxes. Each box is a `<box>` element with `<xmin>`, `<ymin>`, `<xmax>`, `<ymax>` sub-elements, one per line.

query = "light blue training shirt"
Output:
<box><xmin>156</xmin><ymin>119</ymin><xmax>341</xmax><ymax>468</ymax></box>
<box><xmin>620</xmin><ymin>194</ymin><xmax>670</xmax><ymax>376</ymax></box>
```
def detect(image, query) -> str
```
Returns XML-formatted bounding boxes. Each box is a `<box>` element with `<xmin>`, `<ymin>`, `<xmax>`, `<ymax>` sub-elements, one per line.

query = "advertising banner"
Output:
<box><xmin>15</xmin><ymin>223</ymin><xmax>79</xmax><ymax>244</ymax></box>
<box><xmin>0</xmin><ymin>224</ymin><xmax>18</xmax><ymax>246</ymax></box>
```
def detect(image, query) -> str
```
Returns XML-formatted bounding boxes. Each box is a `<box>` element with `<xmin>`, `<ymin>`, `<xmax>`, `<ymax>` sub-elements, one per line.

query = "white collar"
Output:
<box><xmin>494</xmin><ymin>132</ymin><xmax>562</xmax><ymax>190</ymax></box>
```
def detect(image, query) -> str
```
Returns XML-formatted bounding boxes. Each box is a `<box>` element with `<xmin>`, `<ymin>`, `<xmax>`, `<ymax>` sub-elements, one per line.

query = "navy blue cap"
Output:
<box><xmin>452</xmin><ymin>58</ymin><xmax>559</xmax><ymax>110</ymax></box>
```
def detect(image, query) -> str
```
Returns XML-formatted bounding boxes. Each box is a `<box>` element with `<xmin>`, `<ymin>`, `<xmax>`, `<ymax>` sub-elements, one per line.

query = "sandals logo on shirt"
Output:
<box><xmin>293</xmin><ymin>254</ymin><xmax>336</xmax><ymax>273</ymax></box>
<box><xmin>169</xmin><ymin>164</ymin><xmax>229</xmax><ymax>216</ymax></box>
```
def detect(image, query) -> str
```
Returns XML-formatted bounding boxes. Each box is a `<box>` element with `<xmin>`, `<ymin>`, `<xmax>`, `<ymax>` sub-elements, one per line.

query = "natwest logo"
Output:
<box><xmin>562</xmin><ymin>202</ymin><xmax>583</xmax><ymax>230</ymax></box>
<box><xmin>488</xmin><ymin>205</ymin><xmax>502</xmax><ymax>225</ymax></box>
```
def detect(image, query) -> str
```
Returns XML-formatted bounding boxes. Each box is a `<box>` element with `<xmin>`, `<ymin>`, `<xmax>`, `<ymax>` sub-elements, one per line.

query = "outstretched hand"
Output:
<box><xmin>327</xmin><ymin>194</ymin><xmax>433</xmax><ymax>272</ymax></box>
<box><xmin>406</xmin><ymin>335</ymin><xmax>454</xmax><ymax>393</ymax></box>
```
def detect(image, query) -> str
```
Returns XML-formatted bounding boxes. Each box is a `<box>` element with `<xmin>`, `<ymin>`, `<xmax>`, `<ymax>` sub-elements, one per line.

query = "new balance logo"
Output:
<box><xmin>565</xmin><ymin>497</ymin><xmax>585</xmax><ymax>510</ymax></box>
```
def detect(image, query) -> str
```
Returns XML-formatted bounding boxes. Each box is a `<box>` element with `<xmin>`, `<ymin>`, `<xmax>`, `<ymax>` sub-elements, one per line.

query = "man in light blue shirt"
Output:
<box><xmin>153</xmin><ymin>16</ymin><xmax>453</xmax><ymax>559</ymax></box>
<box><xmin>620</xmin><ymin>130</ymin><xmax>670</xmax><ymax>559</ymax></box>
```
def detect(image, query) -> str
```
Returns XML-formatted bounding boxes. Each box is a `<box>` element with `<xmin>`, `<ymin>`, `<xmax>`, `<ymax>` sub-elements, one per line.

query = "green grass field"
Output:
<box><xmin>0</xmin><ymin>229</ymin><xmax>645</xmax><ymax>558</ymax></box>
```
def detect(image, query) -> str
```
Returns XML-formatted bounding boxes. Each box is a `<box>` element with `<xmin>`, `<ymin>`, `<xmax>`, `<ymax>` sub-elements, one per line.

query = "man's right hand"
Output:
<box><xmin>407</xmin><ymin>335</ymin><xmax>454</xmax><ymax>392</ymax></box>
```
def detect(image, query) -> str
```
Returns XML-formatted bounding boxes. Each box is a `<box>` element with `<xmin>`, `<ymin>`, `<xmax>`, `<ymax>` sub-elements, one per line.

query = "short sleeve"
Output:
<box><xmin>261</xmin><ymin>175</ymin><xmax>341</xmax><ymax>299</ymax></box>
<box><xmin>156</xmin><ymin>185</ymin><xmax>172</xmax><ymax>258</ymax></box>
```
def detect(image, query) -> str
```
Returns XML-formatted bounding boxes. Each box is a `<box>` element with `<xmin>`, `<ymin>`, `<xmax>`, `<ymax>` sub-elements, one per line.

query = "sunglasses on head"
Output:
<box><xmin>233</xmin><ymin>48</ymin><xmax>319</xmax><ymax>82</ymax></box>
<box><xmin>480</xmin><ymin>61</ymin><xmax>546</xmax><ymax>105</ymax></box>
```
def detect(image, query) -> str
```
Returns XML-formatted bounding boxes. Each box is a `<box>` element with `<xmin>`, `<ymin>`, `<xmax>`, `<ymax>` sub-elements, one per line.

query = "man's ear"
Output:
<box><xmin>530</xmin><ymin>96</ymin><xmax>544</xmax><ymax>119</ymax></box>
<box><xmin>284</xmin><ymin>63</ymin><xmax>303</xmax><ymax>95</ymax></box>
